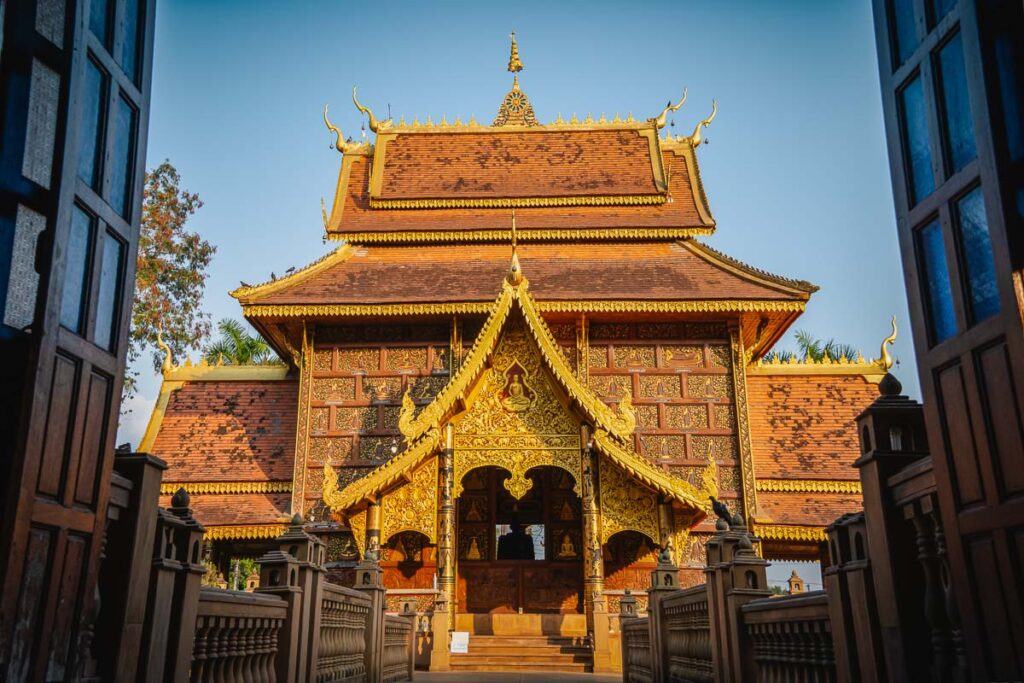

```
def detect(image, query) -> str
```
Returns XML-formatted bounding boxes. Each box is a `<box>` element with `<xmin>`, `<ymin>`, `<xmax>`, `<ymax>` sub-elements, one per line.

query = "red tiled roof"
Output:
<box><xmin>330</xmin><ymin>149</ymin><xmax>710</xmax><ymax>237</ymax></box>
<box><xmin>747</xmin><ymin>374</ymin><xmax>879</xmax><ymax>480</ymax></box>
<box><xmin>158</xmin><ymin>492</ymin><xmax>290</xmax><ymax>527</ymax></box>
<box><xmin>238</xmin><ymin>241</ymin><xmax>808</xmax><ymax>307</ymax></box>
<box><xmin>757</xmin><ymin>491</ymin><xmax>864</xmax><ymax>527</ymax></box>
<box><xmin>150</xmin><ymin>380</ymin><xmax>298</xmax><ymax>482</ymax></box>
<box><xmin>376</xmin><ymin>130</ymin><xmax>661</xmax><ymax>200</ymax></box>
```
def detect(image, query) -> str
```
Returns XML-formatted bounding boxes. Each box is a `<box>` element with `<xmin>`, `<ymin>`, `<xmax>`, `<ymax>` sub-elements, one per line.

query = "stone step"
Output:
<box><xmin>462</xmin><ymin>645</ymin><xmax>592</xmax><ymax>656</ymax></box>
<box><xmin>451</xmin><ymin>653</ymin><xmax>593</xmax><ymax>665</ymax></box>
<box><xmin>449</xmin><ymin>661</ymin><xmax>593</xmax><ymax>673</ymax></box>
<box><xmin>465</xmin><ymin>636</ymin><xmax>589</xmax><ymax>647</ymax></box>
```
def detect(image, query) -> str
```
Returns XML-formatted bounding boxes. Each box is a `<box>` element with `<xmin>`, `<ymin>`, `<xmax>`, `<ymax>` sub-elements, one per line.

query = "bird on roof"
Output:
<box><xmin>709</xmin><ymin>496</ymin><xmax>731</xmax><ymax>524</ymax></box>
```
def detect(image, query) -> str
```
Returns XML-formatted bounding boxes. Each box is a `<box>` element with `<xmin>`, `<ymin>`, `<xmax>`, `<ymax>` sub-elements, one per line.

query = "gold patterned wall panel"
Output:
<box><xmin>662</xmin><ymin>345</ymin><xmax>704</xmax><ymax>367</ymax></box>
<box><xmin>337</xmin><ymin>348</ymin><xmax>380</xmax><ymax>372</ymax></box>
<box><xmin>381</xmin><ymin>457</ymin><xmax>438</xmax><ymax>544</ymax></box>
<box><xmin>334</xmin><ymin>406</ymin><xmax>377</xmax><ymax>431</ymax></box>
<box><xmin>384</xmin><ymin>347</ymin><xmax>428</xmax><ymax>372</ymax></box>
<box><xmin>313</xmin><ymin>348</ymin><xmax>333</xmax><ymax>372</ymax></box>
<box><xmin>686</xmin><ymin>374</ymin><xmax>733</xmax><ymax>400</ymax></box>
<box><xmin>612</xmin><ymin>345</ymin><xmax>657</xmax><ymax>369</ymax></box>
<box><xmin>639</xmin><ymin>434</ymin><xmax>687</xmax><ymax>461</ymax></box>
<box><xmin>691</xmin><ymin>435</ymin><xmax>739</xmax><ymax>460</ymax></box>
<box><xmin>309</xmin><ymin>437</ymin><xmax>354</xmax><ymax>465</ymax></box>
<box><xmin>362</xmin><ymin>377</ymin><xmax>404</xmax><ymax>401</ymax></box>
<box><xmin>588</xmin><ymin>346</ymin><xmax>609</xmax><ymax>369</ymax></box>
<box><xmin>312</xmin><ymin>377</ymin><xmax>356</xmax><ymax>402</ymax></box>
<box><xmin>310</xmin><ymin>407</ymin><xmax>330</xmax><ymax>433</ymax></box>
<box><xmin>713</xmin><ymin>404</ymin><xmax>736</xmax><ymax>430</ymax></box>
<box><xmin>638</xmin><ymin>375</ymin><xmax>681</xmax><ymax>399</ymax></box>
<box><xmin>453</xmin><ymin>324</ymin><xmax>582</xmax><ymax>500</ymax></box>
<box><xmin>664</xmin><ymin>404</ymin><xmax>709</xmax><ymax>430</ymax></box>
<box><xmin>634</xmin><ymin>405</ymin><xmax>659</xmax><ymax>429</ymax></box>
<box><xmin>708</xmin><ymin>345</ymin><xmax>730</xmax><ymax>368</ymax></box>
<box><xmin>599</xmin><ymin>456</ymin><xmax>660</xmax><ymax>545</ymax></box>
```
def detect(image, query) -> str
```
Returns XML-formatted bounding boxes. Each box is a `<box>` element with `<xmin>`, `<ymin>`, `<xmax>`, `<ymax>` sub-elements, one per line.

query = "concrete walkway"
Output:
<box><xmin>416</xmin><ymin>673</ymin><xmax>621</xmax><ymax>682</ymax></box>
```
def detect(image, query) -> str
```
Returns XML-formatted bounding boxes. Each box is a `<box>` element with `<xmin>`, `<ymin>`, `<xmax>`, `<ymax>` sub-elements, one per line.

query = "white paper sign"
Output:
<box><xmin>450</xmin><ymin>631</ymin><xmax>470</xmax><ymax>654</ymax></box>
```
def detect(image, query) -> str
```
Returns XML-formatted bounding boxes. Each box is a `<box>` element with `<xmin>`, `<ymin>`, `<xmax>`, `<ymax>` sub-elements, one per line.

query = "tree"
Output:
<box><xmin>764</xmin><ymin>330</ymin><xmax>860</xmax><ymax>364</ymax></box>
<box><xmin>203</xmin><ymin>318</ymin><xmax>277</xmax><ymax>365</ymax></box>
<box><xmin>125</xmin><ymin>161</ymin><xmax>215</xmax><ymax>400</ymax></box>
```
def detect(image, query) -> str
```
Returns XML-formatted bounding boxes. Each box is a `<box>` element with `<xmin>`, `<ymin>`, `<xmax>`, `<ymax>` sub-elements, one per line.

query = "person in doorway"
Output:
<box><xmin>497</xmin><ymin>522</ymin><xmax>535</xmax><ymax>560</ymax></box>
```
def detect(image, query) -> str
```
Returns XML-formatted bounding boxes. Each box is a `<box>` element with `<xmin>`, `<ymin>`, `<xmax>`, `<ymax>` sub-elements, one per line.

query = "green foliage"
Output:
<box><xmin>203</xmin><ymin>318</ymin><xmax>277</xmax><ymax>365</ymax></box>
<box><xmin>124</xmin><ymin>161</ymin><xmax>215</xmax><ymax>401</ymax></box>
<box><xmin>201</xmin><ymin>560</ymin><xmax>224</xmax><ymax>588</ymax></box>
<box><xmin>769</xmin><ymin>585</ymin><xmax>788</xmax><ymax>596</ymax></box>
<box><xmin>764</xmin><ymin>330</ymin><xmax>860</xmax><ymax>364</ymax></box>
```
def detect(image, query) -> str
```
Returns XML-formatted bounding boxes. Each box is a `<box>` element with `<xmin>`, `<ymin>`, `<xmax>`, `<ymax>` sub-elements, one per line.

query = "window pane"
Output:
<box><xmin>120</xmin><ymin>0</ymin><xmax>142</xmax><ymax>83</ymax></box>
<box><xmin>88</xmin><ymin>0</ymin><xmax>110</xmax><ymax>47</ymax></box>
<box><xmin>937</xmin><ymin>33</ymin><xmax>976</xmax><ymax>173</ymax></box>
<box><xmin>994</xmin><ymin>33</ymin><xmax>1024</xmax><ymax>162</ymax></box>
<box><xmin>76</xmin><ymin>60</ymin><xmax>107</xmax><ymax>189</ymax></box>
<box><xmin>918</xmin><ymin>220</ymin><xmax>957</xmax><ymax>344</ymax></box>
<box><xmin>891</xmin><ymin>0</ymin><xmax>918</xmax><ymax>66</ymax></box>
<box><xmin>93</xmin><ymin>232</ymin><xmax>123</xmax><ymax>351</ymax></box>
<box><xmin>957</xmin><ymin>188</ymin><xmax>1000</xmax><ymax>322</ymax></box>
<box><xmin>109</xmin><ymin>96</ymin><xmax>137</xmax><ymax>218</ymax></box>
<box><xmin>900</xmin><ymin>76</ymin><xmax>935</xmax><ymax>205</ymax></box>
<box><xmin>60</xmin><ymin>207</ymin><xmax>92</xmax><ymax>333</ymax></box>
<box><xmin>931</xmin><ymin>0</ymin><xmax>956</xmax><ymax>26</ymax></box>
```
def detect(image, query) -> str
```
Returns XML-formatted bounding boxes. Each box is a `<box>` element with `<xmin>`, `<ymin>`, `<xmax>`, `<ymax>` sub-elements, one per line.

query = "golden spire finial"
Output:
<box><xmin>876</xmin><ymin>315</ymin><xmax>898</xmax><ymax>370</ymax></box>
<box><xmin>689</xmin><ymin>99</ymin><xmax>717</xmax><ymax>146</ymax></box>
<box><xmin>653</xmin><ymin>87</ymin><xmax>688</xmax><ymax>129</ymax></box>
<box><xmin>507</xmin><ymin>209</ymin><xmax>523</xmax><ymax>285</ymax></box>
<box><xmin>507</xmin><ymin>31</ymin><xmax>523</xmax><ymax>73</ymax></box>
<box><xmin>351</xmin><ymin>86</ymin><xmax>392</xmax><ymax>133</ymax></box>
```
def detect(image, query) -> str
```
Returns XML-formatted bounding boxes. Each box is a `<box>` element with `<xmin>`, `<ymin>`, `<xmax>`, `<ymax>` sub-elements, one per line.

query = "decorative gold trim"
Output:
<box><xmin>599</xmin><ymin>455</ymin><xmax>661</xmax><ymax>544</ymax></box>
<box><xmin>231</xmin><ymin>244</ymin><xmax>354</xmax><ymax>302</ymax></box>
<box><xmin>242</xmin><ymin>299</ymin><xmax>805</xmax><ymax>319</ymax></box>
<box><xmin>292</xmin><ymin>324</ymin><xmax>314</xmax><ymax>518</ymax></box>
<box><xmin>325</xmin><ymin>228</ymin><xmax>714</xmax><ymax>243</ymax></box>
<box><xmin>205</xmin><ymin>525</ymin><xmax>288</xmax><ymax>541</ymax></box>
<box><xmin>138</xmin><ymin>379</ymin><xmax>183</xmax><ymax>452</ymax></box>
<box><xmin>161</xmin><ymin>363</ymin><xmax>291</xmax><ymax>382</ymax></box>
<box><xmin>160</xmin><ymin>481</ymin><xmax>293</xmax><ymax>495</ymax></box>
<box><xmin>731</xmin><ymin>327</ymin><xmax>760</xmax><ymax>522</ymax></box>
<box><xmin>753</xmin><ymin>524</ymin><xmax>828</xmax><ymax>544</ymax></box>
<box><xmin>749</xmin><ymin>356</ymin><xmax>886</xmax><ymax>382</ymax></box>
<box><xmin>367</xmin><ymin>193</ymin><xmax>667</xmax><ymax>211</ymax></box>
<box><xmin>591</xmin><ymin>430</ymin><xmax>707</xmax><ymax>511</ymax></box>
<box><xmin>381</xmin><ymin>456</ymin><xmax>438</xmax><ymax>544</ymax></box>
<box><xmin>681</xmin><ymin>240</ymin><xmax>817</xmax><ymax>296</ymax></box>
<box><xmin>756</xmin><ymin>479</ymin><xmax>863</xmax><ymax>495</ymax></box>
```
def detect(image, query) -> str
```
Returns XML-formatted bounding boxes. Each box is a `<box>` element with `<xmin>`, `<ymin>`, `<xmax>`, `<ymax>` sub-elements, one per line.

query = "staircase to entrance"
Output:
<box><xmin>450</xmin><ymin>613</ymin><xmax>593</xmax><ymax>673</ymax></box>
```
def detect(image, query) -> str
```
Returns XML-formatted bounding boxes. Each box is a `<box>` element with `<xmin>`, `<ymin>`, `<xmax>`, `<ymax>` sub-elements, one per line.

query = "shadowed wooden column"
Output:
<box><xmin>438</xmin><ymin>424</ymin><xmax>456</xmax><ymax>625</ymax></box>
<box><xmin>581</xmin><ymin>425</ymin><xmax>604</xmax><ymax>634</ymax></box>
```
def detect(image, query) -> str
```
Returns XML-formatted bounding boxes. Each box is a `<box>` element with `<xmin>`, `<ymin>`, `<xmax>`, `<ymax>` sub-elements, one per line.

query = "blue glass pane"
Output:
<box><xmin>93</xmin><ymin>232</ymin><xmax>123</xmax><ymax>351</ymax></box>
<box><xmin>901</xmin><ymin>77</ymin><xmax>935</xmax><ymax>205</ymax></box>
<box><xmin>995</xmin><ymin>34</ymin><xmax>1024</xmax><ymax>162</ymax></box>
<box><xmin>76</xmin><ymin>61</ymin><xmax>106</xmax><ymax>189</ymax></box>
<box><xmin>120</xmin><ymin>0</ymin><xmax>142</xmax><ymax>82</ymax></box>
<box><xmin>918</xmin><ymin>220</ymin><xmax>957</xmax><ymax>344</ymax></box>
<box><xmin>938</xmin><ymin>33</ymin><xmax>976</xmax><ymax>173</ymax></box>
<box><xmin>957</xmin><ymin>188</ymin><xmax>1000</xmax><ymax>322</ymax></box>
<box><xmin>931</xmin><ymin>0</ymin><xmax>956</xmax><ymax>25</ymax></box>
<box><xmin>88</xmin><ymin>0</ymin><xmax>110</xmax><ymax>47</ymax></box>
<box><xmin>109</xmin><ymin>96</ymin><xmax>136</xmax><ymax>218</ymax></box>
<box><xmin>60</xmin><ymin>207</ymin><xmax>92</xmax><ymax>332</ymax></box>
<box><xmin>892</xmin><ymin>0</ymin><xmax>918</xmax><ymax>65</ymax></box>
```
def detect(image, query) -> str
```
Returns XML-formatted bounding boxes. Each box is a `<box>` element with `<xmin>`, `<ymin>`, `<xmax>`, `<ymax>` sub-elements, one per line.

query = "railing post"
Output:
<box><xmin>590</xmin><ymin>593</ymin><xmax>617</xmax><ymax>673</ymax></box>
<box><xmin>647</xmin><ymin>548</ymin><xmax>681</xmax><ymax>682</ymax></box>
<box><xmin>274</xmin><ymin>513</ymin><xmax>326</xmax><ymax>682</ymax></box>
<box><xmin>164</xmin><ymin>490</ymin><xmax>207</xmax><ymax>683</ymax></box>
<box><xmin>619</xmin><ymin>590</ymin><xmax>637</xmax><ymax>676</ymax></box>
<box><xmin>354</xmin><ymin>555</ymin><xmax>387</xmax><ymax>683</ymax></box>
<box><xmin>137</xmin><ymin>507</ymin><xmax>186</xmax><ymax>675</ymax></box>
<box><xmin>428</xmin><ymin>593</ymin><xmax>450</xmax><ymax>671</ymax></box>
<box><xmin>705</xmin><ymin>516</ymin><xmax>769</xmax><ymax>683</ymax></box>
<box><xmin>256</xmin><ymin>549</ymin><xmax>304</xmax><ymax>682</ymax></box>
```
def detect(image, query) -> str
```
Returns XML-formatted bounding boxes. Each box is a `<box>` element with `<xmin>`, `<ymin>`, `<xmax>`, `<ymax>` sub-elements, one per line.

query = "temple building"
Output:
<box><xmin>142</xmin><ymin>37</ymin><xmax>887</xmax><ymax>621</ymax></box>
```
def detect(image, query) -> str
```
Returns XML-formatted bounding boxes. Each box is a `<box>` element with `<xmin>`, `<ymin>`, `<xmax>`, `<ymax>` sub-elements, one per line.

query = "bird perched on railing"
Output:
<box><xmin>709</xmin><ymin>496</ymin><xmax>732</xmax><ymax>525</ymax></box>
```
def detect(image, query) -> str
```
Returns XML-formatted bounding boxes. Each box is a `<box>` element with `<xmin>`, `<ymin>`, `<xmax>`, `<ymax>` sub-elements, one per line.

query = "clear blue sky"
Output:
<box><xmin>120</xmin><ymin>0</ymin><xmax>918</xmax><ymax>488</ymax></box>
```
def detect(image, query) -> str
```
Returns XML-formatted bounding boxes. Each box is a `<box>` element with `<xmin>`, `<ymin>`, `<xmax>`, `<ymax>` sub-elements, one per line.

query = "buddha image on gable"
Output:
<box><xmin>500</xmin><ymin>364</ymin><xmax>536</xmax><ymax>413</ymax></box>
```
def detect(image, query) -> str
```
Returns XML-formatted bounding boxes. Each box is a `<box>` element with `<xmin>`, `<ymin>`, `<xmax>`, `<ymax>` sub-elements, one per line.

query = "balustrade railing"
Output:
<box><xmin>741</xmin><ymin>591</ymin><xmax>836</xmax><ymax>683</ymax></box>
<box><xmin>190</xmin><ymin>587</ymin><xmax>288</xmax><ymax>683</ymax></box>
<box><xmin>318</xmin><ymin>583</ymin><xmax>372</xmax><ymax>682</ymax></box>
<box><xmin>621</xmin><ymin>616</ymin><xmax>654</xmax><ymax>683</ymax></box>
<box><xmin>381</xmin><ymin>614</ymin><xmax>414</xmax><ymax>683</ymax></box>
<box><xmin>660</xmin><ymin>584</ymin><xmax>712</xmax><ymax>683</ymax></box>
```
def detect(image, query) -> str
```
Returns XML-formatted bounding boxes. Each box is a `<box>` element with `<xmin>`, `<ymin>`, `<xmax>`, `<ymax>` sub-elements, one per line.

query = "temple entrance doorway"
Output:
<box><xmin>455</xmin><ymin>465</ymin><xmax>584</xmax><ymax>615</ymax></box>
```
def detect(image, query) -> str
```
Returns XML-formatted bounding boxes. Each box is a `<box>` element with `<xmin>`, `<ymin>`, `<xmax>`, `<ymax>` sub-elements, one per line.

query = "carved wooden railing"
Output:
<box><xmin>741</xmin><ymin>591</ymin><xmax>836</xmax><ymax>682</ymax></box>
<box><xmin>660</xmin><ymin>584</ymin><xmax>712</xmax><ymax>683</ymax></box>
<box><xmin>190</xmin><ymin>587</ymin><xmax>288</xmax><ymax>682</ymax></box>
<box><xmin>381</xmin><ymin>614</ymin><xmax>414</xmax><ymax>683</ymax></box>
<box><xmin>318</xmin><ymin>582</ymin><xmax>371</xmax><ymax>682</ymax></box>
<box><xmin>621</xmin><ymin>616</ymin><xmax>654</xmax><ymax>683</ymax></box>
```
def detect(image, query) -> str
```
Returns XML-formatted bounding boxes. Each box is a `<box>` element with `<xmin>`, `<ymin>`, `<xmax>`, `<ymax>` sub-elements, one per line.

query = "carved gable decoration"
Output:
<box><xmin>599</xmin><ymin>455</ymin><xmax>661</xmax><ymax>545</ymax></box>
<box><xmin>454</xmin><ymin>321</ymin><xmax>581</xmax><ymax>500</ymax></box>
<box><xmin>381</xmin><ymin>456</ymin><xmax>438</xmax><ymax>544</ymax></box>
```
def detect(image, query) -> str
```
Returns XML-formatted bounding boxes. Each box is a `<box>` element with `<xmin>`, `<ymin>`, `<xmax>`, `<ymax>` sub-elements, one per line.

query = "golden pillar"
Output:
<box><xmin>365</xmin><ymin>496</ymin><xmax>382</xmax><ymax>560</ymax></box>
<box><xmin>580</xmin><ymin>425</ymin><xmax>604</xmax><ymax>633</ymax></box>
<box><xmin>438</xmin><ymin>424</ymin><xmax>456</xmax><ymax>626</ymax></box>
<box><xmin>658</xmin><ymin>500</ymin><xmax>675</xmax><ymax>554</ymax></box>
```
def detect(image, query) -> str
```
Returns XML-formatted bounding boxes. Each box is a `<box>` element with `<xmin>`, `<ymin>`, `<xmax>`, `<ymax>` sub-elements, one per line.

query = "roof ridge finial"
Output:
<box><xmin>156</xmin><ymin>324</ymin><xmax>174</xmax><ymax>375</ymax></box>
<box><xmin>690</xmin><ymin>99</ymin><xmax>717</xmax><ymax>146</ymax></box>
<box><xmin>875</xmin><ymin>315</ymin><xmax>898</xmax><ymax>370</ymax></box>
<box><xmin>507</xmin><ymin>209</ymin><xmax>523</xmax><ymax>285</ymax></box>
<box><xmin>508</xmin><ymin>31</ymin><xmax>523</xmax><ymax>74</ymax></box>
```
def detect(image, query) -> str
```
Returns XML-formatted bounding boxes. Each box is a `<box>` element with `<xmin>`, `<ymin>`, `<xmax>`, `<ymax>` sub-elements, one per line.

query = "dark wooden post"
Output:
<box><xmin>275</xmin><ymin>513</ymin><xmax>326</xmax><ymax>682</ymax></box>
<box><xmin>354</xmin><ymin>548</ymin><xmax>387</xmax><ymax>683</ymax></box>
<box><xmin>647</xmin><ymin>548</ymin><xmax>681</xmax><ymax>682</ymax></box>
<box><xmin>854</xmin><ymin>374</ymin><xmax>930</xmax><ymax>682</ymax></box>
<box><xmin>257</xmin><ymin>549</ymin><xmax>304</xmax><ymax>682</ymax></box>
<box><xmin>164</xmin><ymin>490</ymin><xmax>206</xmax><ymax>683</ymax></box>
<box><xmin>429</xmin><ymin>593</ymin><xmax>451</xmax><ymax>671</ymax></box>
<box><xmin>705</xmin><ymin>516</ymin><xmax>770</xmax><ymax>683</ymax></box>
